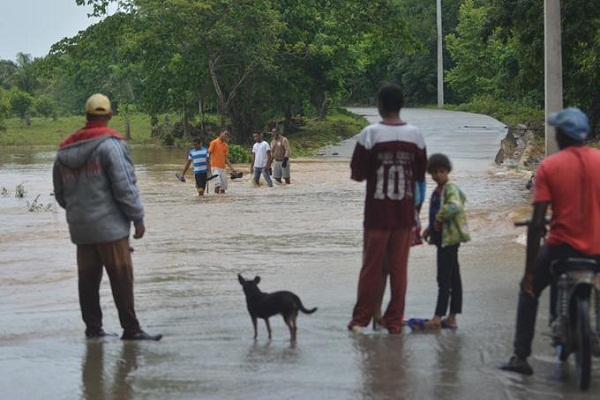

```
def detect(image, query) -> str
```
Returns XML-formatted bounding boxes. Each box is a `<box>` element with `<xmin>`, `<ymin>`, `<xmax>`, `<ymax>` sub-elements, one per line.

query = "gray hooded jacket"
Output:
<box><xmin>53</xmin><ymin>134</ymin><xmax>144</xmax><ymax>245</ymax></box>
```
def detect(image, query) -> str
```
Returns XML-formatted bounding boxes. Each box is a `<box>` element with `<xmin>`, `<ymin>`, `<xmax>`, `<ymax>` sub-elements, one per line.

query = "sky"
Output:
<box><xmin>0</xmin><ymin>0</ymin><xmax>112</xmax><ymax>61</ymax></box>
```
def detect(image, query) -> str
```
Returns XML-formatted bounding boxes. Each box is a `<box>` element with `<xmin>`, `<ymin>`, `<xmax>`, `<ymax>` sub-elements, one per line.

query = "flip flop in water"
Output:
<box><xmin>441</xmin><ymin>319</ymin><xmax>458</xmax><ymax>330</ymax></box>
<box><xmin>407</xmin><ymin>318</ymin><xmax>428</xmax><ymax>331</ymax></box>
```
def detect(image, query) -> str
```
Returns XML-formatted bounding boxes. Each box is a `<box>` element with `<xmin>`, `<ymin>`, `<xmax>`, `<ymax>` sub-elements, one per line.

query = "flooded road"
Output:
<box><xmin>1</xmin><ymin>108</ymin><xmax>599</xmax><ymax>399</ymax></box>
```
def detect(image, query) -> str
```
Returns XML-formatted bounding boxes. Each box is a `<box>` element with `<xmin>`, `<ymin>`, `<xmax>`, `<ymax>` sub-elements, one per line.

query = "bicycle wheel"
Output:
<box><xmin>574</xmin><ymin>296</ymin><xmax>591</xmax><ymax>390</ymax></box>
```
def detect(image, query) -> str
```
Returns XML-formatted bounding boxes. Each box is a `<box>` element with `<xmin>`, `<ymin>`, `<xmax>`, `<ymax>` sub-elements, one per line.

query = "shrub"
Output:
<box><xmin>34</xmin><ymin>96</ymin><xmax>58</xmax><ymax>119</ymax></box>
<box><xmin>229</xmin><ymin>144</ymin><xmax>252</xmax><ymax>164</ymax></box>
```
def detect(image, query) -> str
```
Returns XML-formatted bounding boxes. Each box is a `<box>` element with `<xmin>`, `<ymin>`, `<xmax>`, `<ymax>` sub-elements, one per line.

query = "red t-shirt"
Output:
<box><xmin>351</xmin><ymin>122</ymin><xmax>427</xmax><ymax>229</ymax></box>
<box><xmin>533</xmin><ymin>146</ymin><xmax>600</xmax><ymax>255</ymax></box>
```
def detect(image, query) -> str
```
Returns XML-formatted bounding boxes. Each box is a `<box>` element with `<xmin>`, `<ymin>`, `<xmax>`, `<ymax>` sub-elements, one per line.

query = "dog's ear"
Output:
<box><xmin>238</xmin><ymin>274</ymin><xmax>244</xmax><ymax>285</ymax></box>
<box><xmin>254</xmin><ymin>276</ymin><xmax>261</xmax><ymax>284</ymax></box>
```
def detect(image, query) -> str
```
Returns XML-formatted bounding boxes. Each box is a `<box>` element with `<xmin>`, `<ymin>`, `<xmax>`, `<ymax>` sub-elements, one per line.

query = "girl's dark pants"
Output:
<box><xmin>434</xmin><ymin>244</ymin><xmax>462</xmax><ymax>317</ymax></box>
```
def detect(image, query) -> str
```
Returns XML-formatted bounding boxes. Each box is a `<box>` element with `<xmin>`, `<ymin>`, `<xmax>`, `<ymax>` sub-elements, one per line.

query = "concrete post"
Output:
<box><xmin>437</xmin><ymin>0</ymin><xmax>444</xmax><ymax>108</ymax></box>
<box><xmin>544</xmin><ymin>0</ymin><xmax>562</xmax><ymax>155</ymax></box>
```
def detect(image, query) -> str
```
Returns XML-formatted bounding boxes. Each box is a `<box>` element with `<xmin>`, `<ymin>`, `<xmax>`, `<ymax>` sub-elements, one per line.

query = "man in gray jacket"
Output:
<box><xmin>53</xmin><ymin>93</ymin><xmax>161</xmax><ymax>341</ymax></box>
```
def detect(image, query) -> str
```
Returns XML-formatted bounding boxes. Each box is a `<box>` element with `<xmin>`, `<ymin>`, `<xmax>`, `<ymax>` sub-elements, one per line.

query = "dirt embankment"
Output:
<box><xmin>494</xmin><ymin>124</ymin><xmax>544</xmax><ymax>170</ymax></box>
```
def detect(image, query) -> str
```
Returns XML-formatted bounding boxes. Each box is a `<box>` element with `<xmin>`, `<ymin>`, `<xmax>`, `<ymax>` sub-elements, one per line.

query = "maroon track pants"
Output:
<box><xmin>349</xmin><ymin>228</ymin><xmax>411</xmax><ymax>333</ymax></box>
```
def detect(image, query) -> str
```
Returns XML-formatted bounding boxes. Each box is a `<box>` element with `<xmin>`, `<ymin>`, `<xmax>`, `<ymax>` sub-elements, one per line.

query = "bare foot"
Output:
<box><xmin>423</xmin><ymin>319</ymin><xmax>442</xmax><ymax>330</ymax></box>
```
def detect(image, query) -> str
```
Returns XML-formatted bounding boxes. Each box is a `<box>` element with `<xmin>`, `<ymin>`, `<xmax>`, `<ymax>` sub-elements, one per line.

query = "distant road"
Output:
<box><xmin>320</xmin><ymin>108</ymin><xmax>508</xmax><ymax>170</ymax></box>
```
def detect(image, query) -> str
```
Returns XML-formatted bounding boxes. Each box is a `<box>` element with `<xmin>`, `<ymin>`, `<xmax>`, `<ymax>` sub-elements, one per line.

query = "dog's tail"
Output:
<box><xmin>301</xmin><ymin>306</ymin><xmax>318</xmax><ymax>314</ymax></box>
<box><xmin>295</xmin><ymin>295</ymin><xmax>317</xmax><ymax>314</ymax></box>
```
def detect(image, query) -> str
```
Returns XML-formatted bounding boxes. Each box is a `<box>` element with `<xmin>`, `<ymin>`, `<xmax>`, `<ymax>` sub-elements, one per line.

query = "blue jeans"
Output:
<box><xmin>253</xmin><ymin>167</ymin><xmax>273</xmax><ymax>187</ymax></box>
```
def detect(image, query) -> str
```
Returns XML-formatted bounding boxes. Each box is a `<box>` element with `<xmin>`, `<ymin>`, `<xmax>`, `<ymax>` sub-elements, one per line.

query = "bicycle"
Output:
<box><xmin>515</xmin><ymin>220</ymin><xmax>600</xmax><ymax>390</ymax></box>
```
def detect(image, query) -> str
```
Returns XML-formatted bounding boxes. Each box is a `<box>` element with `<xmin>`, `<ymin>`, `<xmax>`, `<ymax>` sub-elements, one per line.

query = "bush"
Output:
<box><xmin>9</xmin><ymin>88</ymin><xmax>34</xmax><ymax>122</ymax></box>
<box><xmin>229</xmin><ymin>144</ymin><xmax>252</xmax><ymax>164</ymax></box>
<box><xmin>34</xmin><ymin>96</ymin><xmax>58</xmax><ymax>119</ymax></box>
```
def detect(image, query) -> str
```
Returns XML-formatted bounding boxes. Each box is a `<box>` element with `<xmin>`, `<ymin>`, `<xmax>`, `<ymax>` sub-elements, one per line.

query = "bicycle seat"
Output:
<box><xmin>550</xmin><ymin>257</ymin><xmax>600</xmax><ymax>276</ymax></box>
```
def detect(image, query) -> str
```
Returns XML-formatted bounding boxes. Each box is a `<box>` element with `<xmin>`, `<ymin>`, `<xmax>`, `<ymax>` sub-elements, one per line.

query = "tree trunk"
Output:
<box><xmin>311</xmin><ymin>90</ymin><xmax>329</xmax><ymax>120</ymax></box>
<box><xmin>124</xmin><ymin>115</ymin><xmax>131</xmax><ymax>140</ymax></box>
<box><xmin>183</xmin><ymin>108</ymin><xmax>191</xmax><ymax>139</ymax></box>
<box><xmin>150</xmin><ymin>114</ymin><xmax>160</xmax><ymax>137</ymax></box>
<box><xmin>589</xmin><ymin>97</ymin><xmax>600</xmax><ymax>139</ymax></box>
<box><xmin>199</xmin><ymin>99</ymin><xmax>205</xmax><ymax>133</ymax></box>
<box><xmin>283</xmin><ymin>105</ymin><xmax>293</xmax><ymax>134</ymax></box>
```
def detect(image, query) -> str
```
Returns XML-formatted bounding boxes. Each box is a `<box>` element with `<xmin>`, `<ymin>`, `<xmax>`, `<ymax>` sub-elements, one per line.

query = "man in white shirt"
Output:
<box><xmin>251</xmin><ymin>132</ymin><xmax>273</xmax><ymax>187</ymax></box>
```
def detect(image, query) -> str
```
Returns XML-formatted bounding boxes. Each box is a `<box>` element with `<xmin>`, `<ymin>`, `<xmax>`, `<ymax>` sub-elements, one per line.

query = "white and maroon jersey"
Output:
<box><xmin>351</xmin><ymin>122</ymin><xmax>427</xmax><ymax>229</ymax></box>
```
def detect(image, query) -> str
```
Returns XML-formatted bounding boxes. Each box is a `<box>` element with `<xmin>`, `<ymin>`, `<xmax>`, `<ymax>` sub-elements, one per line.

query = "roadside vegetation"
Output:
<box><xmin>1</xmin><ymin>0</ymin><xmax>599</xmax><ymax>162</ymax></box>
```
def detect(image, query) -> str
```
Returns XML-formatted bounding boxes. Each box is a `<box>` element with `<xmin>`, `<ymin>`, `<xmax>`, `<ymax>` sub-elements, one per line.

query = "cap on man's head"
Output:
<box><xmin>548</xmin><ymin>107</ymin><xmax>589</xmax><ymax>142</ymax></box>
<box><xmin>85</xmin><ymin>93</ymin><xmax>112</xmax><ymax>116</ymax></box>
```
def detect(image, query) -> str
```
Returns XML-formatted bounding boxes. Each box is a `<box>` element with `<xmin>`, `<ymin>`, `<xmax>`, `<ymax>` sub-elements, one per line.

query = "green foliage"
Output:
<box><xmin>9</xmin><ymin>88</ymin><xmax>34</xmax><ymax>121</ymax></box>
<box><xmin>34</xmin><ymin>95</ymin><xmax>58</xmax><ymax>119</ymax></box>
<box><xmin>3</xmin><ymin>0</ymin><xmax>600</xmax><ymax>140</ymax></box>
<box><xmin>48</xmin><ymin>12</ymin><xmax>140</xmax><ymax>115</ymax></box>
<box><xmin>288</xmin><ymin>109</ymin><xmax>368</xmax><ymax>156</ymax></box>
<box><xmin>228</xmin><ymin>144</ymin><xmax>252</xmax><ymax>164</ymax></box>
<box><xmin>445</xmin><ymin>0</ymin><xmax>511</xmax><ymax>102</ymax></box>
<box><xmin>450</xmin><ymin>95</ymin><xmax>544</xmax><ymax>128</ymax></box>
<box><xmin>65</xmin><ymin>0</ymin><xmax>419</xmax><ymax>135</ymax></box>
<box><xmin>0</xmin><ymin>60</ymin><xmax>18</xmax><ymax>90</ymax></box>
<box><xmin>485</xmin><ymin>0</ymin><xmax>600</xmax><ymax>136</ymax></box>
<box><xmin>0</xmin><ymin>88</ymin><xmax>9</xmax><ymax>130</ymax></box>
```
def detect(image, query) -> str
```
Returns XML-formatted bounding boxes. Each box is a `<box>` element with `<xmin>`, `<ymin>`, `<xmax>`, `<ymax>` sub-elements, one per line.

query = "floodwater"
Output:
<box><xmin>1</xmin><ymin>108</ymin><xmax>599</xmax><ymax>400</ymax></box>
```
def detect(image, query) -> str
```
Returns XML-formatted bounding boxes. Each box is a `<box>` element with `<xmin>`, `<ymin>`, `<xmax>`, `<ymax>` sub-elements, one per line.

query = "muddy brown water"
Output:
<box><xmin>1</xmin><ymin>108</ymin><xmax>598</xmax><ymax>399</ymax></box>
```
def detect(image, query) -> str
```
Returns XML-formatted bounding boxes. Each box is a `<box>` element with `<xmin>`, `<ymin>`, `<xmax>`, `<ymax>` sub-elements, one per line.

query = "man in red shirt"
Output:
<box><xmin>347</xmin><ymin>85</ymin><xmax>427</xmax><ymax>334</ymax></box>
<box><xmin>502</xmin><ymin>107</ymin><xmax>600</xmax><ymax>375</ymax></box>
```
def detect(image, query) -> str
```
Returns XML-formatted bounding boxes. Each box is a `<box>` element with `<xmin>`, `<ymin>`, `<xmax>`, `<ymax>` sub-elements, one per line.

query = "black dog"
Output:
<box><xmin>238</xmin><ymin>274</ymin><xmax>317</xmax><ymax>341</ymax></box>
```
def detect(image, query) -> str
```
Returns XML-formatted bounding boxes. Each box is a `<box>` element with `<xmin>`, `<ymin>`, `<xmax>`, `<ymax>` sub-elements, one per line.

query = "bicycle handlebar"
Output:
<box><xmin>514</xmin><ymin>220</ymin><xmax>530</xmax><ymax>227</ymax></box>
<box><xmin>514</xmin><ymin>217</ymin><xmax>551</xmax><ymax>228</ymax></box>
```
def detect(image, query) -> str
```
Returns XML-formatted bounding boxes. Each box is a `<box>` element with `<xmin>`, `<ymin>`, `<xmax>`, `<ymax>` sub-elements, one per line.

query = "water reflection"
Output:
<box><xmin>432</xmin><ymin>334</ymin><xmax>463</xmax><ymax>399</ymax></box>
<box><xmin>353</xmin><ymin>335</ymin><xmax>408</xmax><ymax>400</ymax></box>
<box><xmin>81</xmin><ymin>342</ymin><xmax>139</xmax><ymax>400</ymax></box>
<box><xmin>245</xmin><ymin>340</ymin><xmax>299</xmax><ymax>369</ymax></box>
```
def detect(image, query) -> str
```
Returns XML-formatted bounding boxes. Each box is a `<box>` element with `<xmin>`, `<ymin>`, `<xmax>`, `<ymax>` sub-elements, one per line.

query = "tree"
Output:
<box><xmin>486</xmin><ymin>0</ymin><xmax>600</xmax><ymax>135</ymax></box>
<box><xmin>0</xmin><ymin>60</ymin><xmax>18</xmax><ymax>90</ymax></box>
<box><xmin>445</xmin><ymin>0</ymin><xmax>509</xmax><ymax>101</ymax></box>
<box><xmin>34</xmin><ymin>95</ymin><xmax>58</xmax><ymax>119</ymax></box>
<box><xmin>9</xmin><ymin>88</ymin><xmax>34</xmax><ymax>124</ymax></box>
<box><xmin>0</xmin><ymin>88</ymin><xmax>10</xmax><ymax>131</ymax></box>
<box><xmin>49</xmin><ymin>12</ymin><xmax>143</xmax><ymax>120</ymax></box>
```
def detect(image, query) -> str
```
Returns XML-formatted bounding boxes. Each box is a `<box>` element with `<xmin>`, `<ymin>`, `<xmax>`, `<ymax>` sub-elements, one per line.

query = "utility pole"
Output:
<box><xmin>544</xmin><ymin>0</ymin><xmax>562</xmax><ymax>155</ymax></box>
<box><xmin>436</xmin><ymin>0</ymin><xmax>444</xmax><ymax>108</ymax></box>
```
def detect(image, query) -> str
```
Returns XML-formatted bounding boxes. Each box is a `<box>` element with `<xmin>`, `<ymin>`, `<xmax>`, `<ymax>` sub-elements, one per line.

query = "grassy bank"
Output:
<box><xmin>0</xmin><ymin>113</ymin><xmax>155</xmax><ymax>147</ymax></box>
<box><xmin>0</xmin><ymin>109</ymin><xmax>369</xmax><ymax>163</ymax></box>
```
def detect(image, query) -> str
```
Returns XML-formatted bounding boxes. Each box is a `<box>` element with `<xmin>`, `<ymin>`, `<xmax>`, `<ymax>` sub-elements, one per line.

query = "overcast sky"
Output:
<box><xmin>0</xmin><ymin>0</ymin><xmax>112</xmax><ymax>61</ymax></box>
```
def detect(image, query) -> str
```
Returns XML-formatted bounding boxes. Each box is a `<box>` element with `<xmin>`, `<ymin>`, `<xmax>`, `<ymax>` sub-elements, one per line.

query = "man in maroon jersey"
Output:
<box><xmin>347</xmin><ymin>85</ymin><xmax>427</xmax><ymax>334</ymax></box>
